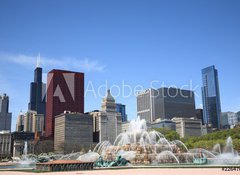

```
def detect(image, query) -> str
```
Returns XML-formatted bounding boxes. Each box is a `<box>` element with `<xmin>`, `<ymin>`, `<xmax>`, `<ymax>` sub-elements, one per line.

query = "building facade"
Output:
<box><xmin>0</xmin><ymin>94</ymin><xmax>12</xmax><ymax>131</ymax></box>
<box><xmin>137</xmin><ymin>88</ymin><xmax>196</xmax><ymax>123</ymax></box>
<box><xmin>45</xmin><ymin>69</ymin><xmax>84</xmax><ymax>139</ymax></box>
<box><xmin>16</xmin><ymin>112</ymin><xmax>25</xmax><ymax>132</ymax></box>
<box><xmin>33</xmin><ymin>113</ymin><xmax>44</xmax><ymax>133</ymax></box>
<box><xmin>116</xmin><ymin>103</ymin><xmax>127</xmax><ymax>122</ymax></box>
<box><xmin>158</xmin><ymin>87</ymin><xmax>196</xmax><ymax>120</ymax></box>
<box><xmin>201</xmin><ymin>124</ymin><xmax>213</xmax><ymax>135</ymax></box>
<box><xmin>0</xmin><ymin>131</ymin><xmax>11</xmax><ymax>159</ymax></box>
<box><xmin>150</xmin><ymin>119</ymin><xmax>176</xmax><ymax>131</ymax></box>
<box><xmin>196</xmin><ymin>109</ymin><xmax>204</xmax><ymax>125</ymax></box>
<box><xmin>24</xmin><ymin>110</ymin><xmax>36</xmax><ymax>132</ymax></box>
<box><xmin>137</xmin><ymin>89</ymin><xmax>159</xmax><ymax>123</ymax></box>
<box><xmin>202</xmin><ymin>65</ymin><xmax>221</xmax><ymax>129</ymax></box>
<box><xmin>172</xmin><ymin>118</ymin><xmax>202</xmax><ymax>138</ymax></box>
<box><xmin>11</xmin><ymin>132</ymin><xmax>34</xmax><ymax>157</ymax></box>
<box><xmin>23</xmin><ymin>110</ymin><xmax>44</xmax><ymax>133</ymax></box>
<box><xmin>91</xmin><ymin>90</ymin><xmax>122</xmax><ymax>144</ymax></box>
<box><xmin>54</xmin><ymin>112</ymin><xmax>93</xmax><ymax>153</ymax></box>
<box><xmin>221</xmin><ymin>112</ymin><xmax>238</xmax><ymax>128</ymax></box>
<box><xmin>122</xmin><ymin>122</ymin><xmax>130</xmax><ymax>133</ymax></box>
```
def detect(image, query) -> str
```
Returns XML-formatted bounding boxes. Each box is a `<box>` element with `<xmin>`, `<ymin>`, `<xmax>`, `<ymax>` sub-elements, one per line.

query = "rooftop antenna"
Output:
<box><xmin>36</xmin><ymin>53</ymin><xmax>41</xmax><ymax>68</ymax></box>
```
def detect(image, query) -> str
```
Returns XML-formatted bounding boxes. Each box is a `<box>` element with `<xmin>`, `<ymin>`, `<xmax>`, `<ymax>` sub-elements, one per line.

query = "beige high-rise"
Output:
<box><xmin>22</xmin><ymin>110</ymin><xmax>44</xmax><ymax>133</ymax></box>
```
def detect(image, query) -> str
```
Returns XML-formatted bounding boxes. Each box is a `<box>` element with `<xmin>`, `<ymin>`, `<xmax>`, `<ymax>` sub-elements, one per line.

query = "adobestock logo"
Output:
<box><xmin>41</xmin><ymin>76</ymin><xmax>200</xmax><ymax>102</ymax></box>
<box><xmin>84</xmin><ymin>80</ymin><xmax>200</xmax><ymax>99</ymax></box>
<box><xmin>43</xmin><ymin>72</ymin><xmax>79</xmax><ymax>103</ymax></box>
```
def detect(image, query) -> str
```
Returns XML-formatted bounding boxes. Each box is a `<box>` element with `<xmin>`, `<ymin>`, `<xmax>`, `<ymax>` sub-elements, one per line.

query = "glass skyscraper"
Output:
<box><xmin>201</xmin><ymin>65</ymin><xmax>221</xmax><ymax>129</ymax></box>
<box><xmin>116</xmin><ymin>103</ymin><xmax>127</xmax><ymax>122</ymax></box>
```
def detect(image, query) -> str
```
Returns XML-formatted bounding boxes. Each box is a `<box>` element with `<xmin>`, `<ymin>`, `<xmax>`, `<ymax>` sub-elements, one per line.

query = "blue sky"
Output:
<box><xmin>0</xmin><ymin>0</ymin><xmax>240</xmax><ymax>131</ymax></box>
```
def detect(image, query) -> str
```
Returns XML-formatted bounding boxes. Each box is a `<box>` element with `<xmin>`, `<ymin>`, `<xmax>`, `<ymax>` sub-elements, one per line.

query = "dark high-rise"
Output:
<box><xmin>28</xmin><ymin>65</ymin><xmax>46</xmax><ymax>115</ymax></box>
<box><xmin>137</xmin><ymin>88</ymin><xmax>196</xmax><ymax>123</ymax></box>
<box><xmin>0</xmin><ymin>94</ymin><xmax>12</xmax><ymax>131</ymax></box>
<box><xmin>202</xmin><ymin>65</ymin><xmax>221</xmax><ymax>129</ymax></box>
<box><xmin>116</xmin><ymin>103</ymin><xmax>127</xmax><ymax>122</ymax></box>
<box><xmin>196</xmin><ymin>109</ymin><xmax>204</xmax><ymax>124</ymax></box>
<box><xmin>45</xmin><ymin>69</ymin><xmax>84</xmax><ymax>139</ymax></box>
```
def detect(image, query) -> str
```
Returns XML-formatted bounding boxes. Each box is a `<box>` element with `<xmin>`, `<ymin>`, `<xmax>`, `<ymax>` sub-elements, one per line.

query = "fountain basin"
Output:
<box><xmin>36</xmin><ymin>160</ymin><xmax>94</xmax><ymax>172</ymax></box>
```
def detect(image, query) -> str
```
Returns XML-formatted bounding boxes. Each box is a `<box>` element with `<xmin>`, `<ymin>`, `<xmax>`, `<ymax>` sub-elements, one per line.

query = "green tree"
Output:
<box><xmin>152</xmin><ymin>128</ymin><xmax>180</xmax><ymax>141</ymax></box>
<box><xmin>180</xmin><ymin>127</ymin><xmax>240</xmax><ymax>151</ymax></box>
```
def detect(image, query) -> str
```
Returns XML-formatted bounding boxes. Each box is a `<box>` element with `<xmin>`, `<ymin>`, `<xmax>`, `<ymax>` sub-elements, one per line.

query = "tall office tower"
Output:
<box><xmin>91</xmin><ymin>90</ymin><xmax>122</xmax><ymax>144</ymax></box>
<box><xmin>24</xmin><ymin>111</ymin><xmax>35</xmax><ymax>132</ymax></box>
<box><xmin>28</xmin><ymin>59</ymin><xmax>46</xmax><ymax>116</ymax></box>
<box><xmin>116</xmin><ymin>103</ymin><xmax>127</xmax><ymax>122</ymax></box>
<box><xmin>137</xmin><ymin>89</ymin><xmax>159</xmax><ymax>123</ymax></box>
<box><xmin>157</xmin><ymin>87</ymin><xmax>196</xmax><ymax>120</ymax></box>
<box><xmin>237</xmin><ymin>111</ymin><xmax>240</xmax><ymax>122</ymax></box>
<box><xmin>45</xmin><ymin>69</ymin><xmax>84</xmax><ymax>139</ymax></box>
<box><xmin>32</xmin><ymin>113</ymin><xmax>44</xmax><ymax>133</ymax></box>
<box><xmin>196</xmin><ymin>109</ymin><xmax>204</xmax><ymax>125</ymax></box>
<box><xmin>0</xmin><ymin>94</ymin><xmax>12</xmax><ymax>131</ymax></box>
<box><xmin>137</xmin><ymin>88</ymin><xmax>196</xmax><ymax>123</ymax></box>
<box><xmin>21</xmin><ymin>110</ymin><xmax>44</xmax><ymax>133</ymax></box>
<box><xmin>202</xmin><ymin>65</ymin><xmax>221</xmax><ymax>129</ymax></box>
<box><xmin>16</xmin><ymin>112</ymin><xmax>25</xmax><ymax>132</ymax></box>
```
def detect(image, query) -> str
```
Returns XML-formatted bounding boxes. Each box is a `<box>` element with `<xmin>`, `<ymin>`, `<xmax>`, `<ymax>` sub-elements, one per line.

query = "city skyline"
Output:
<box><xmin>0</xmin><ymin>0</ymin><xmax>240</xmax><ymax>131</ymax></box>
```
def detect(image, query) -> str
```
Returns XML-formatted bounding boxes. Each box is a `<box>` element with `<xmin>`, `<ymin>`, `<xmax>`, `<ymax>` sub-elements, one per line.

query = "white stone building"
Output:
<box><xmin>172</xmin><ymin>117</ymin><xmax>202</xmax><ymax>138</ymax></box>
<box><xmin>0</xmin><ymin>130</ymin><xmax>11</xmax><ymax>159</ymax></box>
<box><xmin>91</xmin><ymin>90</ymin><xmax>122</xmax><ymax>144</ymax></box>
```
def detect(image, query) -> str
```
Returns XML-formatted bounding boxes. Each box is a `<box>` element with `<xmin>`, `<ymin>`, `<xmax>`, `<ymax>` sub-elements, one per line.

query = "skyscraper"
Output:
<box><xmin>201</xmin><ymin>65</ymin><xmax>221</xmax><ymax>129</ymax></box>
<box><xmin>24</xmin><ymin>111</ymin><xmax>35</xmax><ymax>132</ymax></box>
<box><xmin>137</xmin><ymin>88</ymin><xmax>196</xmax><ymax>123</ymax></box>
<box><xmin>137</xmin><ymin>89</ymin><xmax>158</xmax><ymax>123</ymax></box>
<box><xmin>157</xmin><ymin>87</ymin><xmax>196</xmax><ymax>120</ymax></box>
<box><xmin>196</xmin><ymin>109</ymin><xmax>204</xmax><ymax>125</ymax></box>
<box><xmin>16</xmin><ymin>110</ymin><xmax>44</xmax><ymax>133</ymax></box>
<box><xmin>116</xmin><ymin>103</ymin><xmax>127</xmax><ymax>122</ymax></box>
<box><xmin>28</xmin><ymin>59</ymin><xmax>46</xmax><ymax>116</ymax></box>
<box><xmin>45</xmin><ymin>69</ymin><xmax>84</xmax><ymax>139</ymax></box>
<box><xmin>16</xmin><ymin>112</ymin><xmax>24</xmax><ymax>132</ymax></box>
<box><xmin>91</xmin><ymin>90</ymin><xmax>122</xmax><ymax>144</ymax></box>
<box><xmin>0</xmin><ymin>94</ymin><xmax>12</xmax><ymax>131</ymax></box>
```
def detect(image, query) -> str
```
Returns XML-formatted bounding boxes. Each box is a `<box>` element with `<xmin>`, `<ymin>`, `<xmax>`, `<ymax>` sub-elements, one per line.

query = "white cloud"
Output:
<box><xmin>0</xmin><ymin>52</ymin><xmax>106</xmax><ymax>72</ymax></box>
<box><xmin>198</xmin><ymin>104</ymin><xmax>203</xmax><ymax>109</ymax></box>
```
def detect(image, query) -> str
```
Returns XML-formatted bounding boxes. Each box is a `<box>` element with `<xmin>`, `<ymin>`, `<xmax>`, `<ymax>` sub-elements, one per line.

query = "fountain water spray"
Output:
<box><xmin>11</xmin><ymin>118</ymin><xmax>239</xmax><ymax>167</ymax></box>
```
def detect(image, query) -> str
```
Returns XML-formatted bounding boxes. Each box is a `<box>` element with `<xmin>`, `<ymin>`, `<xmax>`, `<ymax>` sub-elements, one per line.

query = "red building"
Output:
<box><xmin>45</xmin><ymin>69</ymin><xmax>84</xmax><ymax>139</ymax></box>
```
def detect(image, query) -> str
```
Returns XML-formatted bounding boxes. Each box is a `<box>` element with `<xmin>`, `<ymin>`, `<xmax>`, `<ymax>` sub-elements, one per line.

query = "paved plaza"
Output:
<box><xmin>0</xmin><ymin>168</ymin><xmax>237</xmax><ymax>175</ymax></box>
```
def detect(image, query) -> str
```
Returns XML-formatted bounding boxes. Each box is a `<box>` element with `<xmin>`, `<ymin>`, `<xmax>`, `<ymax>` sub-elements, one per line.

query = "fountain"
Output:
<box><xmin>22</xmin><ymin>141</ymin><xmax>28</xmax><ymax>160</ymax></box>
<box><xmin>17</xmin><ymin>141</ymin><xmax>37</xmax><ymax>168</ymax></box>
<box><xmin>83</xmin><ymin>117</ymin><xmax>200</xmax><ymax>166</ymax></box>
<box><xmin>209</xmin><ymin>137</ymin><xmax>240</xmax><ymax>165</ymax></box>
<box><xmin>212</xmin><ymin>143</ymin><xmax>221</xmax><ymax>154</ymax></box>
<box><xmin>78</xmin><ymin>117</ymin><xmax>240</xmax><ymax>166</ymax></box>
<box><xmin>1</xmin><ymin>117</ymin><xmax>240</xmax><ymax>171</ymax></box>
